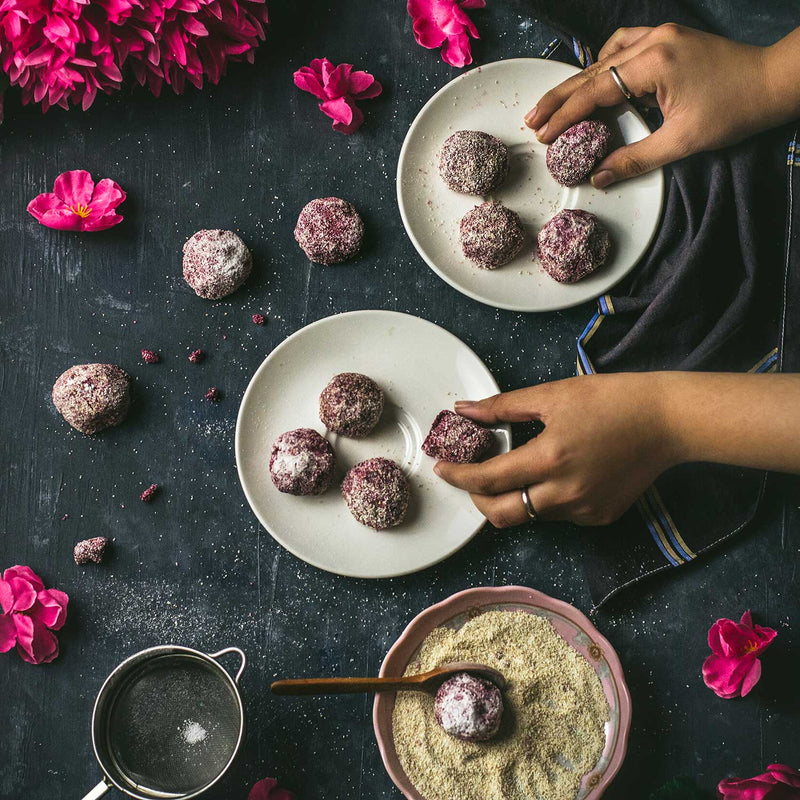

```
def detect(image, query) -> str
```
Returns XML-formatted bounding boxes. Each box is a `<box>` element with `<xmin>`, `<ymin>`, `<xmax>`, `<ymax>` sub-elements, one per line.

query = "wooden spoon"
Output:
<box><xmin>271</xmin><ymin>661</ymin><xmax>506</xmax><ymax>696</ymax></box>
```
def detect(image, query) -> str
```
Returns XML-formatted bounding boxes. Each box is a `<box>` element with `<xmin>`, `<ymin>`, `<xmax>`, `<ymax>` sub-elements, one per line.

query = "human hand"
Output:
<box><xmin>524</xmin><ymin>23</ymin><xmax>787</xmax><ymax>188</ymax></box>
<box><xmin>434</xmin><ymin>373</ymin><xmax>678</xmax><ymax>527</ymax></box>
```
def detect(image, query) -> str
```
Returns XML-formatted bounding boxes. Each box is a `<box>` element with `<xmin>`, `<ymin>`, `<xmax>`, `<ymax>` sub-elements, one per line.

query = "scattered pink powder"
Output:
<box><xmin>205</xmin><ymin>387</ymin><xmax>222</xmax><ymax>402</ymax></box>
<box><xmin>252</xmin><ymin>313</ymin><xmax>266</xmax><ymax>325</ymax></box>
<box><xmin>141</xmin><ymin>349</ymin><xmax>160</xmax><ymax>364</ymax></box>
<box><xmin>188</xmin><ymin>349</ymin><xmax>205</xmax><ymax>364</ymax></box>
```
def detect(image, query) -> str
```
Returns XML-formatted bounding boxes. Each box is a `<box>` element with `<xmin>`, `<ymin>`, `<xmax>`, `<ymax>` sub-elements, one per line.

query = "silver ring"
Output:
<box><xmin>608</xmin><ymin>65</ymin><xmax>634</xmax><ymax>102</ymax></box>
<box><xmin>521</xmin><ymin>488</ymin><xmax>538</xmax><ymax>521</ymax></box>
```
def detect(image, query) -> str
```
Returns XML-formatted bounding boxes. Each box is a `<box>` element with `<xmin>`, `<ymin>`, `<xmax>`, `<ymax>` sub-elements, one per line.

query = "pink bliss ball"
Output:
<box><xmin>341</xmin><ymin>457</ymin><xmax>409</xmax><ymax>530</ymax></box>
<box><xmin>294</xmin><ymin>197</ymin><xmax>364</xmax><ymax>265</ymax></box>
<box><xmin>434</xmin><ymin>672</ymin><xmax>504</xmax><ymax>742</ymax></box>
<box><xmin>422</xmin><ymin>410</ymin><xmax>494</xmax><ymax>463</ymax></box>
<box><xmin>270</xmin><ymin>428</ymin><xmax>336</xmax><ymax>496</ymax></box>
<box><xmin>545</xmin><ymin>120</ymin><xmax>612</xmax><ymax>187</ymax></box>
<box><xmin>537</xmin><ymin>209</ymin><xmax>610</xmax><ymax>283</ymax></box>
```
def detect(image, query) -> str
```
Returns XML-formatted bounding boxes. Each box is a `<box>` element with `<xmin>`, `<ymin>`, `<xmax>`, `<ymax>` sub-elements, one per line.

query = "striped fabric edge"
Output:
<box><xmin>539</xmin><ymin>36</ymin><xmax>594</xmax><ymax>67</ymax></box>
<box><xmin>788</xmin><ymin>132</ymin><xmax>800</xmax><ymax>167</ymax></box>
<box><xmin>576</xmin><ymin>292</ymin><xmax>777</xmax><ymax>567</ymax></box>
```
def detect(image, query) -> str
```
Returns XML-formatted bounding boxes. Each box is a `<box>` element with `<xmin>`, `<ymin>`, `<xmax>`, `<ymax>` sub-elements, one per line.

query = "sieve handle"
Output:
<box><xmin>80</xmin><ymin>779</ymin><xmax>110</xmax><ymax>800</ymax></box>
<box><xmin>209</xmin><ymin>646</ymin><xmax>246</xmax><ymax>684</ymax></box>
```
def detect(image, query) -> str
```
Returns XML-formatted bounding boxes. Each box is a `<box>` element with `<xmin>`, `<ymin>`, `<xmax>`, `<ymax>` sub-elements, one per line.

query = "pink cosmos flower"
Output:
<box><xmin>0</xmin><ymin>565</ymin><xmax>69</xmax><ymax>665</ymax></box>
<box><xmin>248</xmin><ymin>778</ymin><xmax>296</xmax><ymax>800</ymax></box>
<box><xmin>27</xmin><ymin>170</ymin><xmax>126</xmax><ymax>232</ymax></box>
<box><xmin>407</xmin><ymin>0</ymin><xmax>486</xmax><ymax>68</ymax></box>
<box><xmin>702</xmin><ymin>611</ymin><xmax>777</xmax><ymax>699</ymax></box>
<box><xmin>717</xmin><ymin>764</ymin><xmax>800</xmax><ymax>800</ymax></box>
<box><xmin>293</xmin><ymin>57</ymin><xmax>382</xmax><ymax>134</ymax></box>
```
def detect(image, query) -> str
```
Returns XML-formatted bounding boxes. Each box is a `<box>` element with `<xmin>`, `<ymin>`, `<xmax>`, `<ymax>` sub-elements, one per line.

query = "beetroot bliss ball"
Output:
<box><xmin>319</xmin><ymin>372</ymin><xmax>384</xmax><ymax>438</ymax></box>
<box><xmin>546</xmin><ymin>119</ymin><xmax>612</xmax><ymax>187</ymax></box>
<box><xmin>341</xmin><ymin>457</ymin><xmax>410</xmax><ymax>530</ymax></box>
<box><xmin>422</xmin><ymin>410</ymin><xmax>493</xmax><ymax>464</ymax></box>
<box><xmin>52</xmin><ymin>364</ymin><xmax>132</xmax><ymax>435</ymax></box>
<box><xmin>182</xmin><ymin>229</ymin><xmax>252</xmax><ymax>300</ymax></box>
<box><xmin>269</xmin><ymin>428</ymin><xmax>336</xmax><ymax>496</ymax></box>
<box><xmin>460</xmin><ymin>201</ymin><xmax>525</xmax><ymax>269</ymax></box>
<box><xmin>537</xmin><ymin>209</ymin><xmax>611</xmax><ymax>283</ymax></box>
<box><xmin>294</xmin><ymin>197</ymin><xmax>364</xmax><ymax>265</ymax></box>
<box><xmin>439</xmin><ymin>130</ymin><xmax>509</xmax><ymax>196</ymax></box>
<box><xmin>434</xmin><ymin>672</ymin><xmax>504</xmax><ymax>742</ymax></box>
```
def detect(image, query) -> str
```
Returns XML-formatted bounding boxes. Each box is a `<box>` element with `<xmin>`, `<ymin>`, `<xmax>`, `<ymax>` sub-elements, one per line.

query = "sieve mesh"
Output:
<box><xmin>103</xmin><ymin>654</ymin><xmax>241</xmax><ymax>797</ymax></box>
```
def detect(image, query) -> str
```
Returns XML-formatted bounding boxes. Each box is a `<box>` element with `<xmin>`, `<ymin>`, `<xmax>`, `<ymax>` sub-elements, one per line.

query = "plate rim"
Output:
<box><xmin>234</xmin><ymin>309</ymin><xmax>511</xmax><ymax>579</ymax></box>
<box><xmin>372</xmin><ymin>584</ymin><xmax>632</xmax><ymax>799</ymax></box>
<box><xmin>396</xmin><ymin>56</ymin><xmax>665</xmax><ymax>313</ymax></box>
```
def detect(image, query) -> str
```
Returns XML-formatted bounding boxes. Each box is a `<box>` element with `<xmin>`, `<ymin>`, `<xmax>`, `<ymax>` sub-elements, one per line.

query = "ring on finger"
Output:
<box><xmin>521</xmin><ymin>487</ymin><xmax>538</xmax><ymax>521</ymax></box>
<box><xmin>608</xmin><ymin>65</ymin><xmax>634</xmax><ymax>102</ymax></box>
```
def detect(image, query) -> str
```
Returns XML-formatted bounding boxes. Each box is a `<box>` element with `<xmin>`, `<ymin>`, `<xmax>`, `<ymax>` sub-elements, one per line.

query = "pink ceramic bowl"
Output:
<box><xmin>373</xmin><ymin>586</ymin><xmax>632</xmax><ymax>800</ymax></box>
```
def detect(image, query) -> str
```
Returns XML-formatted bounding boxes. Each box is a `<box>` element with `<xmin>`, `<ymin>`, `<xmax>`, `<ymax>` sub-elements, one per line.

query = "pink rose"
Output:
<box><xmin>407</xmin><ymin>0</ymin><xmax>486</xmax><ymax>68</ymax></box>
<box><xmin>28</xmin><ymin>170</ymin><xmax>126</xmax><ymax>232</ymax></box>
<box><xmin>248</xmin><ymin>778</ymin><xmax>296</xmax><ymax>800</ymax></box>
<box><xmin>717</xmin><ymin>764</ymin><xmax>800</xmax><ymax>800</ymax></box>
<box><xmin>702</xmin><ymin>611</ymin><xmax>777</xmax><ymax>699</ymax></box>
<box><xmin>293</xmin><ymin>58</ymin><xmax>382</xmax><ymax>134</ymax></box>
<box><xmin>0</xmin><ymin>565</ymin><xmax>69</xmax><ymax>664</ymax></box>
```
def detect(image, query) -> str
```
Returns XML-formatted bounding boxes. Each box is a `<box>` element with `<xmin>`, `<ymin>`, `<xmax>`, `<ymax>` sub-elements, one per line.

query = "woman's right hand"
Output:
<box><xmin>524</xmin><ymin>23</ymin><xmax>800</xmax><ymax>188</ymax></box>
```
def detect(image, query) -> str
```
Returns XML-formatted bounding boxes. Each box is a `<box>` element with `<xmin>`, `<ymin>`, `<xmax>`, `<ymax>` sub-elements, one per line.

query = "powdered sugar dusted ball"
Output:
<box><xmin>546</xmin><ymin>120</ymin><xmax>612</xmax><ymax>187</ymax></box>
<box><xmin>341</xmin><ymin>457</ymin><xmax>409</xmax><ymax>530</ymax></box>
<box><xmin>183</xmin><ymin>229</ymin><xmax>252</xmax><ymax>300</ymax></box>
<box><xmin>294</xmin><ymin>197</ymin><xmax>364</xmax><ymax>265</ymax></box>
<box><xmin>319</xmin><ymin>373</ymin><xmax>383</xmax><ymax>438</ymax></box>
<box><xmin>52</xmin><ymin>364</ymin><xmax>132</xmax><ymax>435</ymax></box>
<box><xmin>422</xmin><ymin>410</ymin><xmax>493</xmax><ymax>464</ymax></box>
<box><xmin>439</xmin><ymin>130</ymin><xmax>510</xmax><ymax>196</ymax></box>
<box><xmin>73</xmin><ymin>537</ymin><xmax>110</xmax><ymax>565</ymax></box>
<box><xmin>434</xmin><ymin>672</ymin><xmax>504</xmax><ymax>742</ymax></box>
<box><xmin>460</xmin><ymin>201</ymin><xmax>525</xmax><ymax>269</ymax></box>
<box><xmin>270</xmin><ymin>428</ymin><xmax>336</xmax><ymax>496</ymax></box>
<box><xmin>538</xmin><ymin>209</ymin><xmax>610</xmax><ymax>283</ymax></box>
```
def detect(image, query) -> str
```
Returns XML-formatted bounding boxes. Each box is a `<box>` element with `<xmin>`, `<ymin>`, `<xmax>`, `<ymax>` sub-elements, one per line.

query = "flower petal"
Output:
<box><xmin>767</xmin><ymin>764</ymin><xmax>800</xmax><ymax>788</ymax></box>
<box><xmin>13</xmin><ymin>615</ymin><xmax>60</xmax><ymax>664</ymax></box>
<box><xmin>89</xmin><ymin>178</ymin><xmax>126</xmax><ymax>215</ymax></box>
<box><xmin>27</xmin><ymin>193</ymin><xmax>66</xmax><ymax>223</ymax></box>
<box><xmin>5</xmin><ymin>577</ymin><xmax>37</xmax><ymax>612</ymax></box>
<box><xmin>739</xmin><ymin>658</ymin><xmax>762</xmax><ymax>697</ymax></box>
<box><xmin>53</xmin><ymin>170</ymin><xmax>95</xmax><ymax>207</ymax></box>
<box><xmin>702</xmin><ymin>653</ymin><xmax>753</xmax><ymax>699</ymax></box>
<box><xmin>319</xmin><ymin>96</ymin><xmax>354</xmax><ymax>127</ymax></box>
<box><xmin>248</xmin><ymin>778</ymin><xmax>296</xmax><ymax>800</ymax></box>
<box><xmin>349</xmin><ymin>72</ymin><xmax>382</xmax><ymax>99</ymax></box>
<box><xmin>3</xmin><ymin>566</ymin><xmax>45</xmax><ymax>592</ymax></box>
<box><xmin>0</xmin><ymin>613</ymin><xmax>17</xmax><ymax>653</ymax></box>
<box><xmin>82</xmin><ymin>213</ymin><xmax>124</xmax><ymax>232</ymax></box>
<box><xmin>441</xmin><ymin>32</ymin><xmax>474</xmax><ymax>68</ymax></box>
<box><xmin>31</xmin><ymin>589</ymin><xmax>69</xmax><ymax>631</ymax></box>
<box><xmin>36</xmin><ymin>208</ymin><xmax>85</xmax><ymax>231</ymax></box>
<box><xmin>293</xmin><ymin>67</ymin><xmax>326</xmax><ymax>100</ymax></box>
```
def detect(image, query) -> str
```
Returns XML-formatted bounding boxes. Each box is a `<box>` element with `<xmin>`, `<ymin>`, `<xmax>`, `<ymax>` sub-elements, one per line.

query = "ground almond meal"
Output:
<box><xmin>392</xmin><ymin>609</ymin><xmax>609</xmax><ymax>800</ymax></box>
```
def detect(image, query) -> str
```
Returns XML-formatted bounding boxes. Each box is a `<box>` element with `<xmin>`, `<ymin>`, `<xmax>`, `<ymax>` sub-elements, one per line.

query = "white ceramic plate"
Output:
<box><xmin>397</xmin><ymin>58</ymin><xmax>664</xmax><ymax>312</ymax></box>
<box><xmin>235</xmin><ymin>311</ymin><xmax>511</xmax><ymax>578</ymax></box>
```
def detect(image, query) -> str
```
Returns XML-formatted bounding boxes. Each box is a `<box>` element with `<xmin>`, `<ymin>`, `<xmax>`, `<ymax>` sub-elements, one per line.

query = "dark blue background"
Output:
<box><xmin>0</xmin><ymin>2</ymin><xmax>797</xmax><ymax>798</ymax></box>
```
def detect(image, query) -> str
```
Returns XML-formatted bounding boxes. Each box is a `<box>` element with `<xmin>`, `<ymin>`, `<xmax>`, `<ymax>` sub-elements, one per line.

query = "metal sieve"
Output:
<box><xmin>80</xmin><ymin>645</ymin><xmax>246</xmax><ymax>800</ymax></box>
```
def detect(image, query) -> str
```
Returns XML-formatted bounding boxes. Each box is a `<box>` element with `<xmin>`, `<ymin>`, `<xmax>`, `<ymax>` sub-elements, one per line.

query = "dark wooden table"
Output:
<box><xmin>1</xmin><ymin>3</ymin><xmax>798</xmax><ymax>799</ymax></box>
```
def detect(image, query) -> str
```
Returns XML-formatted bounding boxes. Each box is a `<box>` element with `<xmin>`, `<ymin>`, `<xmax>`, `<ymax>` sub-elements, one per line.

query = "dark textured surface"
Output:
<box><xmin>0</xmin><ymin>3</ymin><xmax>798</xmax><ymax>800</ymax></box>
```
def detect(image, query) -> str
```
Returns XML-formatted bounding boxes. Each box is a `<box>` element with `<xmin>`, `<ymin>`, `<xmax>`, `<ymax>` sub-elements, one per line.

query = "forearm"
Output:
<box><xmin>656</xmin><ymin>371</ymin><xmax>800</xmax><ymax>473</ymax></box>
<box><xmin>763</xmin><ymin>27</ymin><xmax>800</xmax><ymax>128</ymax></box>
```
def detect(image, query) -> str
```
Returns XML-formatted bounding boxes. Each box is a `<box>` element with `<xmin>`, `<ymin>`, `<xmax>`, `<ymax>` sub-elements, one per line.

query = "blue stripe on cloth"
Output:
<box><xmin>644</xmin><ymin>489</ymin><xmax>694</xmax><ymax>562</ymax></box>
<box><xmin>755</xmin><ymin>351</ymin><xmax>778</xmax><ymax>372</ymax></box>
<box><xmin>637</xmin><ymin>500</ymin><xmax>682</xmax><ymax>566</ymax></box>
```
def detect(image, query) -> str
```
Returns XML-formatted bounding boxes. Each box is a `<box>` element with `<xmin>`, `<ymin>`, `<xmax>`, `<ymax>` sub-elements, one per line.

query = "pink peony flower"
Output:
<box><xmin>702</xmin><ymin>611</ymin><xmax>777</xmax><ymax>699</ymax></box>
<box><xmin>27</xmin><ymin>170</ymin><xmax>126</xmax><ymax>232</ymax></box>
<box><xmin>0</xmin><ymin>565</ymin><xmax>69</xmax><ymax>664</ymax></box>
<box><xmin>248</xmin><ymin>778</ymin><xmax>296</xmax><ymax>800</ymax></box>
<box><xmin>293</xmin><ymin>57</ymin><xmax>382</xmax><ymax>134</ymax></box>
<box><xmin>407</xmin><ymin>0</ymin><xmax>485</xmax><ymax>68</ymax></box>
<box><xmin>0</xmin><ymin>0</ymin><xmax>269</xmax><ymax>115</ymax></box>
<box><xmin>717</xmin><ymin>764</ymin><xmax>800</xmax><ymax>800</ymax></box>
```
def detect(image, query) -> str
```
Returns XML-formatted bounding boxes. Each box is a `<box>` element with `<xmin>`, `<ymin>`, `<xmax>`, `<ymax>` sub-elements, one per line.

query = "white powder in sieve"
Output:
<box><xmin>181</xmin><ymin>720</ymin><xmax>208</xmax><ymax>745</ymax></box>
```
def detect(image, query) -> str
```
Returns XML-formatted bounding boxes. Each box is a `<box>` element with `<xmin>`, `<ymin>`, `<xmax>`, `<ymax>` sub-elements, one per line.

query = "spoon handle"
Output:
<box><xmin>271</xmin><ymin>676</ymin><xmax>423</xmax><ymax>695</ymax></box>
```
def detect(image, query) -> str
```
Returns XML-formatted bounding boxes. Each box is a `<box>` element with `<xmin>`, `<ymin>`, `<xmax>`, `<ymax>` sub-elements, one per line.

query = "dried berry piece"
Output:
<box><xmin>141</xmin><ymin>349</ymin><xmax>160</xmax><ymax>364</ymax></box>
<box><xmin>205</xmin><ymin>387</ymin><xmax>222</xmax><ymax>402</ymax></box>
<box><xmin>252</xmin><ymin>313</ymin><xmax>266</xmax><ymax>325</ymax></box>
<box><xmin>140</xmin><ymin>483</ymin><xmax>159</xmax><ymax>502</ymax></box>
<box><xmin>74</xmin><ymin>537</ymin><xmax>109</xmax><ymax>565</ymax></box>
<box><xmin>188</xmin><ymin>349</ymin><xmax>205</xmax><ymax>364</ymax></box>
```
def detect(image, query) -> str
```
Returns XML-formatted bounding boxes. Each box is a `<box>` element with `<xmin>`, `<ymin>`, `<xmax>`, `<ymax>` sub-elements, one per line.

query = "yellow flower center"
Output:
<box><xmin>743</xmin><ymin>640</ymin><xmax>759</xmax><ymax>654</ymax></box>
<box><xmin>68</xmin><ymin>203</ymin><xmax>92</xmax><ymax>218</ymax></box>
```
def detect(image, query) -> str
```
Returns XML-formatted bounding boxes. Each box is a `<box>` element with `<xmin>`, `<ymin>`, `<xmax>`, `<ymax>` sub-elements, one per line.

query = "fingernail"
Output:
<box><xmin>524</xmin><ymin>106</ymin><xmax>538</xmax><ymax>127</ymax></box>
<box><xmin>433</xmin><ymin>463</ymin><xmax>442</xmax><ymax>477</ymax></box>
<box><xmin>591</xmin><ymin>170</ymin><xmax>614</xmax><ymax>189</ymax></box>
<box><xmin>454</xmin><ymin>400</ymin><xmax>474</xmax><ymax>411</ymax></box>
<box><xmin>534</xmin><ymin>122</ymin><xmax>548</xmax><ymax>141</ymax></box>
